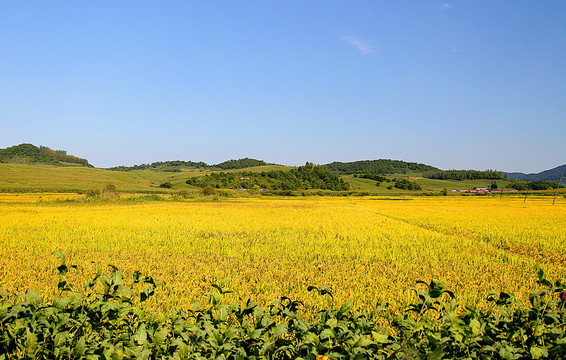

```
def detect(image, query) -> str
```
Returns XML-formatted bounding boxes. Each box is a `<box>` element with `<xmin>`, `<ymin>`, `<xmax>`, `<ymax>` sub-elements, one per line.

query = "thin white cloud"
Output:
<box><xmin>342</xmin><ymin>36</ymin><xmax>374</xmax><ymax>54</ymax></box>
<box><xmin>439</xmin><ymin>3</ymin><xmax>454</xmax><ymax>10</ymax></box>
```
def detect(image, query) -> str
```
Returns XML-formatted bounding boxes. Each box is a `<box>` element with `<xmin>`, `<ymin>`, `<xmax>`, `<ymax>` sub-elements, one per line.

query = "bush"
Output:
<box><xmin>159</xmin><ymin>181</ymin><xmax>173</xmax><ymax>189</ymax></box>
<box><xmin>84</xmin><ymin>185</ymin><xmax>119</xmax><ymax>200</ymax></box>
<box><xmin>202</xmin><ymin>185</ymin><xmax>216</xmax><ymax>195</ymax></box>
<box><xmin>216</xmin><ymin>189</ymin><xmax>235</xmax><ymax>197</ymax></box>
<box><xmin>103</xmin><ymin>184</ymin><xmax>117</xmax><ymax>193</ymax></box>
<box><xmin>136</xmin><ymin>194</ymin><xmax>163</xmax><ymax>201</ymax></box>
<box><xmin>394</xmin><ymin>178</ymin><xmax>421</xmax><ymax>191</ymax></box>
<box><xmin>85</xmin><ymin>188</ymin><xmax>101</xmax><ymax>198</ymax></box>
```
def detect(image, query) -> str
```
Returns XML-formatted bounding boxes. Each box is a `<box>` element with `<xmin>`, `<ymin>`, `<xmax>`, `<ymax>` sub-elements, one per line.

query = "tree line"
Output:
<box><xmin>186</xmin><ymin>163</ymin><xmax>350</xmax><ymax>191</ymax></box>
<box><xmin>424</xmin><ymin>170</ymin><xmax>507</xmax><ymax>181</ymax></box>
<box><xmin>108</xmin><ymin>158</ymin><xmax>268</xmax><ymax>171</ymax></box>
<box><xmin>0</xmin><ymin>143</ymin><xmax>91</xmax><ymax>167</ymax></box>
<box><xmin>508</xmin><ymin>179</ymin><xmax>559</xmax><ymax>191</ymax></box>
<box><xmin>327</xmin><ymin>159</ymin><xmax>439</xmax><ymax>175</ymax></box>
<box><xmin>38</xmin><ymin>146</ymin><xmax>91</xmax><ymax>166</ymax></box>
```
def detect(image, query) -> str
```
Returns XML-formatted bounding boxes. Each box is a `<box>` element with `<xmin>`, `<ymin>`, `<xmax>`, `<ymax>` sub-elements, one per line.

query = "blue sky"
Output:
<box><xmin>1</xmin><ymin>1</ymin><xmax>565</xmax><ymax>172</ymax></box>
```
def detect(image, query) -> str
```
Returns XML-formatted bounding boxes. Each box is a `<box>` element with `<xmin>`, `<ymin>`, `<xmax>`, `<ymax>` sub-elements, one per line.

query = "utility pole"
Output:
<box><xmin>524</xmin><ymin>190</ymin><xmax>529</xmax><ymax>204</ymax></box>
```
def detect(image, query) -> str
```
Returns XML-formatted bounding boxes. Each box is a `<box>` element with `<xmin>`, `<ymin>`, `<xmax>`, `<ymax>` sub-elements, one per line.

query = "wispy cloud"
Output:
<box><xmin>439</xmin><ymin>3</ymin><xmax>454</xmax><ymax>10</ymax></box>
<box><xmin>342</xmin><ymin>36</ymin><xmax>374</xmax><ymax>54</ymax></box>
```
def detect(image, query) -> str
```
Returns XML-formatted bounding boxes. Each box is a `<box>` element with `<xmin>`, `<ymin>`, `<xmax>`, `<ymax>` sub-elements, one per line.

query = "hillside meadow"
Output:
<box><xmin>1</xmin><ymin>194</ymin><xmax>564</xmax><ymax>316</ymax></box>
<box><xmin>0</xmin><ymin>162</ymin><xmax>536</xmax><ymax>196</ymax></box>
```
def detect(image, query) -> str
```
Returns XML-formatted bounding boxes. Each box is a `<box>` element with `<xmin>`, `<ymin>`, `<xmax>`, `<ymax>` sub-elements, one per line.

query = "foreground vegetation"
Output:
<box><xmin>2</xmin><ymin>254</ymin><xmax>565</xmax><ymax>359</ymax></box>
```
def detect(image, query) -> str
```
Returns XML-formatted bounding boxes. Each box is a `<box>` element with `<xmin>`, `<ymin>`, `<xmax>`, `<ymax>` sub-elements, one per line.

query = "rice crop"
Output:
<box><xmin>0</xmin><ymin>195</ymin><xmax>564</xmax><ymax>315</ymax></box>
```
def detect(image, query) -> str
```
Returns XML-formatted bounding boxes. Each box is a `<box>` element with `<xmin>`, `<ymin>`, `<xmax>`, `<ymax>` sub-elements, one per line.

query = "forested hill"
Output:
<box><xmin>186</xmin><ymin>163</ymin><xmax>349</xmax><ymax>191</ymax></box>
<box><xmin>108</xmin><ymin>158</ymin><xmax>269</xmax><ymax>172</ymax></box>
<box><xmin>214</xmin><ymin>158</ymin><xmax>268</xmax><ymax>170</ymax></box>
<box><xmin>326</xmin><ymin>159</ymin><xmax>439</xmax><ymax>175</ymax></box>
<box><xmin>0</xmin><ymin>144</ymin><xmax>92</xmax><ymax>167</ymax></box>
<box><xmin>108</xmin><ymin>160</ymin><xmax>209</xmax><ymax>172</ymax></box>
<box><xmin>506</xmin><ymin>164</ymin><xmax>566</xmax><ymax>183</ymax></box>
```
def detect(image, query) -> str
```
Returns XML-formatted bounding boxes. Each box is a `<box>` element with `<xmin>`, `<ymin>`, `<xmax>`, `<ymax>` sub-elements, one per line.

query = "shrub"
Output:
<box><xmin>216</xmin><ymin>189</ymin><xmax>234</xmax><ymax>197</ymax></box>
<box><xmin>394</xmin><ymin>178</ymin><xmax>421</xmax><ymax>191</ymax></box>
<box><xmin>136</xmin><ymin>194</ymin><xmax>163</xmax><ymax>201</ymax></box>
<box><xmin>202</xmin><ymin>185</ymin><xmax>216</xmax><ymax>195</ymax></box>
<box><xmin>159</xmin><ymin>181</ymin><xmax>173</xmax><ymax>189</ymax></box>
<box><xmin>85</xmin><ymin>188</ymin><xmax>101</xmax><ymax>198</ymax></box>
<box><xmin>103</xmin><ymin>184</ymin><xmax>117</xmax><ymax>193</ymax></box>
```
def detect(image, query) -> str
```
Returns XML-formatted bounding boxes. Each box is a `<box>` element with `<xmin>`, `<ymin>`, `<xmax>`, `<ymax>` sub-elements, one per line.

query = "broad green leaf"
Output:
<box><xmin>530</xmin><ymin>346</ymin><xmax>548</xmax><ymax>359</ymax></box>
<box><xmin>469</xmin><ymin>318</ymin><xmax>481</xmax><ymax>336</ymax></box>
<box><xmin>218</xmin><ymin>306</ymin><xmax>228</xmax><ymax>322</ymax></box>
<box><xmin>320</xmin><ymin>328</ymin><xmax>335</xmax><ymax>340</ymax></box>
<box><xmin>273</xmin><ymin>323</ymin><xmax>288</xmax><ymax>337</ymax></box>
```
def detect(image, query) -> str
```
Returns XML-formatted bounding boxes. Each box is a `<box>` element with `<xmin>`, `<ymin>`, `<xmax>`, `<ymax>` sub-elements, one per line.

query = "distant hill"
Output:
<box><xmin>214</xmin><ymin>158</ymin><xmax>268</xmax><ymax>170</ymax></box>
<box><xmin>0</xmin><ymin>144</ymin><xmax>92</xmax><ymax>167</ymax></box>
<box><xmin>506</xmin><ymin>164</ymin><xmax>566</xmax><ymax>183</ymax></box>
<box><xmin>108</xmin><ymin>160</ymin><xmax>209</xmax><ymax>172</ymax></box>
<box><xmin>108</xmin><ymin>158</ymin><xmax>441</xmax><ymax>175</ymax></box>
<box><xmin>326</xmin><ymin>159</ymin><xmax>439</xmax><ymax>175</ymax></box>
<box><xmin>108</xmin><ymin>157</ymin><xmax>269</xmax><ymax>172</ymax></box>
<box><xmin>186</xmin><ymin>162</ymin><xmax>349</xmax><ymax>191</ymax></box>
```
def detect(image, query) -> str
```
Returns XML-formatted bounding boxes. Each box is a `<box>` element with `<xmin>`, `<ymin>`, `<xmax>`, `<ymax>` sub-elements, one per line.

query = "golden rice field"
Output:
<box><xmin>0</xmin><ymin>194</ymin><xmax>565</xmax><ymax>315</ymax></box>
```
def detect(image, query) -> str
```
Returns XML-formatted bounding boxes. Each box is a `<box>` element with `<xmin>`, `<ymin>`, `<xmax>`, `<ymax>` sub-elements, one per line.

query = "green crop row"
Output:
<box><xmin>1</xmin><ymin>254</ymin><xmax>565</xmax><ymax>359</ymax></box>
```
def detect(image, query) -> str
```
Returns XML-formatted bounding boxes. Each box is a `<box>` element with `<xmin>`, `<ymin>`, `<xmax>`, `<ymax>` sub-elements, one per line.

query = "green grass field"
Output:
<box><xmin>0</xmin><ymin>163</ymin><xmax>295</xmax><ymax>193</ymax></box>
<box><xmin>342</xmin><ymin>174</ymin><xmax>518</xmax><ymax>195</ymax></box>
<box><xmin>0</xmin><ymin>163</ymin><xmax>553</xmax><ymax>196</ymax></box>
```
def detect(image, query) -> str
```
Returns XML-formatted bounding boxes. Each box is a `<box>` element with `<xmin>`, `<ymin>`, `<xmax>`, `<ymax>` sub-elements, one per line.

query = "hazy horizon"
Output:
<box><xmin>2</xmin><ymin>1</ymin><xmax>565</xmax><ymax>173</ymax></box>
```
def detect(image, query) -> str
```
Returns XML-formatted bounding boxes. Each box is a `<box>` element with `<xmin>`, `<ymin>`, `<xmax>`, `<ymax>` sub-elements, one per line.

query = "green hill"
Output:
<box><xmin>186</xmin><ymin>163</ymin><xmax>349</xmax><ymax>191</ymax></box>
<box><xmin>2</xmin><ymin>145</ymin><xmax>559</xmax><ymax>196</ymax></box>
<box><xmin>507</xmin><ymin>164</ymin><xmax>566</xmax><ymax>183</ymax></box>
<box><xmin>108</xmin><ymin>160</ymin><xmax>209</xmax><ymax>172</ymax></box>
<box><xmin>107</xmin><ymin>157</ymin><xmax>269</xmax><ymax>172</ymax></box>
<box><xmin>0</xmin><ymin>162</ymin><xmax>291</xmax><ymax>193</ymax></box>
<box><xmin>326</xmin><ymin>159</ymin><xmax>439</xmax><ymax>175</ymax></box>
<box><xmin>0</xmin><ymin>144</ymin><xmax>91</xmax><ymax>167</ymax></box>
<box><xmin>213</xmin><ymin>158</ymin><xmax>269</xmax><ymax>170</ymax></box>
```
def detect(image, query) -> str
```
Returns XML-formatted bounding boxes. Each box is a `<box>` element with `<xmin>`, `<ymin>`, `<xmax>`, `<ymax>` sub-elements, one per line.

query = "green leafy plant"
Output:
<box><xmin>1</xmin><ymin>255</ymin><xmax>566</xmax><ymax>359</ymax></box>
